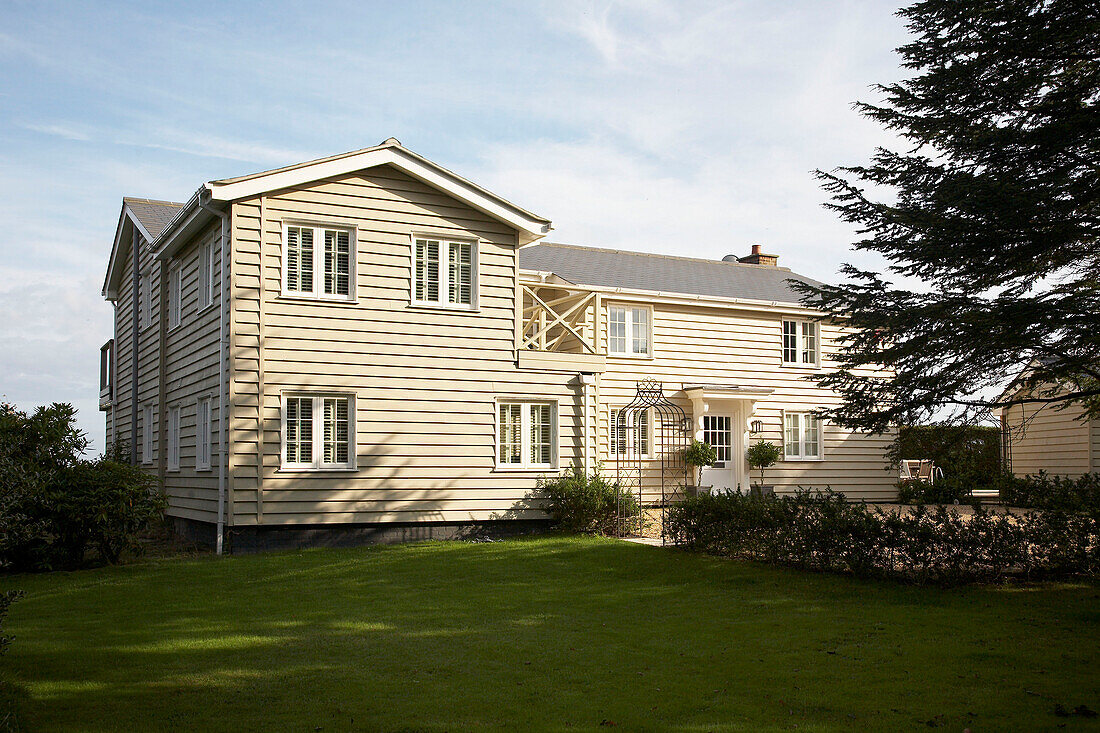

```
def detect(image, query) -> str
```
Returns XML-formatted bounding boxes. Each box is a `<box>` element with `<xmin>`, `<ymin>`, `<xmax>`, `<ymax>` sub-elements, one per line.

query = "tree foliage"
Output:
<box><xmin>0</xmin><ymin>402</ymin><xmax>166</xmax><ymax>571</ymax></box>
<box><xmin>794</xmin><ymin>0</ymin><xmax>1100</xmax><ymax>432</ymax></box>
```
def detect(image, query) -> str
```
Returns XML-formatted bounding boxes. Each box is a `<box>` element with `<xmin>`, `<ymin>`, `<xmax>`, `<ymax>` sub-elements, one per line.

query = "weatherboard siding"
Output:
<box><xmin>1003</xmin><ymin>399</ymin><xmax>1092</xmax><ymax>479</ymax></box>
<box><xmin>162</xmin><ymin>222</ymin><xmax>224</xmax><ymax>523</ymax></box>
<box><xmin>227</xmin><ymin>165</ymin><xmax>579</xmax><ymax>526</ymax></box>
<box><xmin>595</xmin><ymin>301</ymin><xmax>897</xmax><ymax>501</ymax></box>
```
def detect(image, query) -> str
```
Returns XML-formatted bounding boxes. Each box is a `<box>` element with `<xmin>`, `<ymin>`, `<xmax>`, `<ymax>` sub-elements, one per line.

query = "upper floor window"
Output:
<box><xmin>497</xmin><ymin>400</ymin><xmax>557</xmax><ymax>469</ymax></box>
<box><xmin>782</xmin><ymin>320</ymin><xmax>819</xmax><ymax>366</ymax></box>
<box><xmin>284</xmin><ymin>224</ymin><xmax>354</xmax><ymax>300</ymax></box>
<box><xmin>168</xmin><ymin>266</ymin><xmax>182</xmax><ymax>330</ymax></box>
<box><xmin>413</xmin><ymin>237</ymin><xmax>476</xmax><ymax>307</ymax></box>
<box><xmin>784</xmin><ymin>411</ymin><xmax>822</xmax><ymax>460</ymax></box>
<box><xmin>282</xmin><ymin>393</ymin><xmax>355</xmax><ymax>470</ymax></box>
<box><xmin>608</xmin><ymin>305</ymin><xmax>651</xmax><ymax>357</ymax></box>
<box><xmin>197</xmin><ymin>240</ymin><xmax>216</xmax><ymax>310</ymax></box>
<box><xmin>139</xmin><ymin>269</ymin><xmax>152</xmax><ymax>330</ymax></box>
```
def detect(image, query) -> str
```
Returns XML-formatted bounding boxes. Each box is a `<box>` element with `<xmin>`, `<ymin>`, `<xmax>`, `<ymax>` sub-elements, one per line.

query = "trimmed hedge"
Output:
<box><xmin>1000</xmin><ymin>472</ymin><xmax>1100</xmax><ymax>513</ymax></box>
<box><xmin>666</xmin><ymin>490</ymin><xmax>1099</xmax><ymax>585</ymax></box>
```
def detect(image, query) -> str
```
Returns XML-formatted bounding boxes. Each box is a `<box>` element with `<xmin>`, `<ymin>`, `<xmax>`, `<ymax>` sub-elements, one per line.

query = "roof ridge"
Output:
<box><xmin>534</xmin><ymin>241</ymin><xmax>793</xmax><ymax>273</ymax></box>
<box><xmin>123</xmin><ymin>197</ymin><xmax>184</xmax><ymax>207</ymax></box>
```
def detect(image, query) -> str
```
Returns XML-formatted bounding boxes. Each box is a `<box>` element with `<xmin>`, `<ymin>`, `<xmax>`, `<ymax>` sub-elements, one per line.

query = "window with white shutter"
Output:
<box><xmin>283</xmin><ymin>224</ymin><xmax>355</xmax><ymax>300</ymax></box>
<box><xmin>139</xmin><ymin>269</ymin><xmax>152</xmax><ymax>331</ymax></box>
<box><xmin>141</xmin><ymin>404</ymin><xmax>154</xmax><ymax>464</ymax></box>
<box><xmin>167</xmin><ymin>405</ymin><xmax>180</xmax><ymax>471</ymax></box>
<box><xmin>196</xmin><ymin>398</ymin><xmax>212</xmax><ymax>471</ymax></box>
<box><xmin>609</xmin><ymin>408</ymin><xmax>651</xmax><ymax>457</ymax></box>
<box><xmin>781</xmin><ymin>320</ymin><xmax>820</xmax><ymax>366</ymax></box>
<box><xmin>168</xmin><ymin>266</ymin><xmax>182</xmax><ymax>330</ymax></box>
<box><xmin>783</xmin><ymin>411</ymin><xmax>823</xmax><ymax>460</ymax></box>
<box><xmin>412</xmin><ymin>237</ymin><xmax>477</xmax><ymax>307</ymax></box>
<box><xmin>282</xmin><ymin>393</ymin><xmax>355</xmax><ymax>470</ymax></box>
<box><xmin>197</xmin><ymin>241</ymin><xmax>215</xmax><ymax>310</ymax></box>
<box><xmin>496</xmin><ymin>401</ymin><xmax>557</xmax><ymax>469</ymax></box>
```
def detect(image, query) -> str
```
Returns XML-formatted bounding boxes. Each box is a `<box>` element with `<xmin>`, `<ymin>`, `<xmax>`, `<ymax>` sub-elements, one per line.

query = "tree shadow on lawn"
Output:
<box><xmin>2</xmin><ymin>535</ymin><xmax>1098</xmax><ymax>732</ymax></box>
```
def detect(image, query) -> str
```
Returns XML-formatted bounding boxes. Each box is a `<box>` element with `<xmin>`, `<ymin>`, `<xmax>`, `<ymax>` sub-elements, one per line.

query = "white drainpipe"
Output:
<box><xmin>199</xmin><ymin>199</ymin><xmax>228</xmax><ymax>555</ymax></box>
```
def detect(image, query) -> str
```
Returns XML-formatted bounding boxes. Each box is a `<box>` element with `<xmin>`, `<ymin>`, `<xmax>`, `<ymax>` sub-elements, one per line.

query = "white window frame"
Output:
<box><xmin>783</xmin><ymin>411</ymin><xmax>824</xmax><ymax>461</ymax></box>
<box><xmin>702</xmin><ymin>415</ymin><xmax>734</xmax><ymax>468</ymax></box>
<box><xmin>410</xmin><ymin>234</ymin><xmax>479</xmax><ymax>310</ymax></box>
<box><xmin>138</xmin><ymin>268</ymin><xmax>153</xmax><ymax>331</ymax></box>
<box><xmin>607</xmin><ymin>303</ymin><xmax>652</xmax><ymax>358</ymax></box>
<box><xmin>167</xmin><ymin>405</ymin><xmax>180</xmax><ymax>471</ymax></box>
<box><xmin>494</xmin><ymin>399</ymin><xmax>558</xmax><ymax>471</ymax></box>
<box><xmin>195</xmin><ymin>397</ymin><xmax>212</xmax><ymax>471</ymax></box>
<box><xmin>141</xmin><ymin>404</ymin><xmax>154</xmax><ymax>465</ymax></box>
<box><xmin>609</xmin><ymin>407</ymin><xmax>652</xmax><ymax>458</ymax></box>
<box><xmin>781</xmin><ymin>319</ymin><xmax>820</xmax><ymax>367</ymax></box>
<box><xmin>280</xmin><ymin>392</ymin><xmax>357</xmax><ymax>471</ymax></box>
<box><xmin>168</xmin><ymin>265</ymin><xmax>182</xmax><ymax>330</ymax></box>
<box><xmin>197</xmin><ymin>240</ymin><xmax>216</xmax><ymax>311</ymax></box>
<box><xmin>281</xmin><ymin>222</ymin><xmax>357</xmax><ymax>302</ymax></box>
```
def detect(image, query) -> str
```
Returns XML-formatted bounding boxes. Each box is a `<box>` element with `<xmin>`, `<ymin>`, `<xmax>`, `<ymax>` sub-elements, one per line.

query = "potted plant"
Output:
<box><xmin>746</xmin><ymin>440</ymin><xmax>782</xmax><ymax>497</ymax></box>
<box><xmin>683</xmin><ymin>439</ymin><xmax>717</xmax><ymax>495</ymax></box>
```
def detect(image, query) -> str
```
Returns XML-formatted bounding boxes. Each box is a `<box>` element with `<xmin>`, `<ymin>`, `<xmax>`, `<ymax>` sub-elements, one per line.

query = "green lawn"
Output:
<box><xmin>1</xmin><ymin>535</ymin><xmax>1098</xmax><ymax>732</ymax></box>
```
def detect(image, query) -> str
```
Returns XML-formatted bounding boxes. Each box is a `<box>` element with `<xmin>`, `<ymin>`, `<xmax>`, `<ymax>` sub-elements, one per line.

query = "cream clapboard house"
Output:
<box><xmin>99</xmin><ymin>139</ymin><xmax>895</xmax><ymax>551</ymax></box>
<box><xmin>998</xmin><ymin>368</ymin><xmax>1099</xmax><ymax>479</ymax></box>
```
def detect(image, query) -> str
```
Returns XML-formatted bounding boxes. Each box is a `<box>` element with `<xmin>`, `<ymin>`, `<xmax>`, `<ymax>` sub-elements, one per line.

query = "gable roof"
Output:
<box><xmin>518</xmin><ymin>243</ymin><xmax>823</xmax><ymax>305</ymax></box>
<box><xmin>198</xmin><ymin>138</ymin><xmax>551</xmax><ymax>246</ymax></box>
<box><xmin>124</xmin><ymin>198</ymin><xmax>184</xmax><ymax>240</ymax></box>
<box><xmin>102</xmin><ymin>198</ymin><xmax>186</xmax><ymax>298</ymax></box>
<box><xmin>104</xmin><ymin>138</ymin><xmax>554</xmax><ymax>299</ymax></box>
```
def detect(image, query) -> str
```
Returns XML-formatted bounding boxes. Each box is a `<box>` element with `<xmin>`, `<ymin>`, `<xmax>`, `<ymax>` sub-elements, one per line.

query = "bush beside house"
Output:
<box><xmin>536</xmin><ymin>465</ymin><xmax>643</xmax><ymax>535</ymax></box>
<box><xmin>0</xmin><ymin>402</ymin><xmax>167</xmax><ymax>572</ymax></box>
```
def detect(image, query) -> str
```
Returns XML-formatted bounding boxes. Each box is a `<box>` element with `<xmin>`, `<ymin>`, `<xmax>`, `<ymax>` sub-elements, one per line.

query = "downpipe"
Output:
<box><xmin>199</xmin><ymin>199</ymin><xmax>228</xmax><ymax>555</ymax></box>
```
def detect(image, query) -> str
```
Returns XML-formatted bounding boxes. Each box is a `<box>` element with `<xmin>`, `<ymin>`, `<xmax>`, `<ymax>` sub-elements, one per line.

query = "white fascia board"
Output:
<box><xmin>204</xmin><ymin>146</ymin><xmax>552</xmax><ymax>243</ymax></box>
<box><xmin>103</xmin><ymin>205</ymin><xmax>156</xmax><ymax>299</ymax></box>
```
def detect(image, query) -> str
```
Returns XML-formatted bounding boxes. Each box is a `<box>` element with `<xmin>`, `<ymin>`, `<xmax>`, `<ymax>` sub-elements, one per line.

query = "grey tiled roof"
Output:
<box><xmin>518</xmin><ymin>243</ymin><xmax>823</xmax><ymax>304</ymax></box>
<box><xmin>124</xmin><ymin>198</ymin><xmax>184</xmax><ymax>239</ymax></box>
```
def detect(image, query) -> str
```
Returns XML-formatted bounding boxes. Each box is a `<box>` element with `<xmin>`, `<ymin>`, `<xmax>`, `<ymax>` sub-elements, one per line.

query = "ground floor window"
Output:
<box><xmin>282</xmin><ymin>393</ymin><xmax>355</xmax><ymax>470</ymax></box>
<box><xmin>784</xmin><ymin>412</ymin><xmax>822</xmax><ymax>460</ymax></box>
<box><xmin>167</xmin><ymin>405</ymin><xmax>180</xmax><ymax>471</ymax></box>
<box><xmin>702</xmin><ymin>415</ymin><xmax>733</xmax><ymax>468</ymax></box>
<box><xmin>497</xmin><ymin>401</ymin><xmax>557</xmax><ymax>469</ymax></box>
<box><xmin>609</xmin><ymin>407</ymin><xmax>651</xmax><ymax>457</ymax></box>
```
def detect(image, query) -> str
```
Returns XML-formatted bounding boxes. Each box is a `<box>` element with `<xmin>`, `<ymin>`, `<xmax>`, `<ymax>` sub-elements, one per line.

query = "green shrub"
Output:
<box><xmin>0</xmin><ymin>402</ymin><xmax>167</xmax><ymax>571</ymax></box>
<box><xmin>537</xmin><ymin>465</ymin><xmax>643</xmax><ymax>535</ymax></box>
<box><xmin>683</xmin><ymin>440</ymin><xmax>717</xmax><ymax>487</ymax></box>
<box><xmin>1000</xmin><ymin>472</ymin><xmax>1100</xmax><ymax>513</ymax></box>
<box><xmin>896</xmin><ymin>477</ymin><xmax>973</xmax><ymax>505</ymax></box>
<box><xmin>666</xmin><ymin>489</ymin><xmax>1099</xmax><ymax>585</ymax></box>
<box><xmin>745</xmin><ymin>441</ymin><xmax>781</xmax><ymax>487</ymax></box>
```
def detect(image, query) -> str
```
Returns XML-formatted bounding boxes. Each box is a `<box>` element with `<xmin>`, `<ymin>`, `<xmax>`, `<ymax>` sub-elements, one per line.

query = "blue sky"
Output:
<box><xmin>0</xmin><ymin>0</ymin><xmax>910</xmax><ymax>450</ymax></box>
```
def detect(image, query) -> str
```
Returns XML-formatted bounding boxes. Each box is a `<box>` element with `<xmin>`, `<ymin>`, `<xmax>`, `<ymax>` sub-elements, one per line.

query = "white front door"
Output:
<box><xmin>700</xmin><ymin>414</ymin><xmax>735</xmax><ymax>491</ymax></box>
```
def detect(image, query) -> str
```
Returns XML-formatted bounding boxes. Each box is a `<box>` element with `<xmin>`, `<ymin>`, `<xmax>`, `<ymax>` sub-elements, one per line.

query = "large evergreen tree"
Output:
<box><xmin>796</xmin><ymin>0</ymin><xmax>1100</xmax><ymax>433</ymax></box>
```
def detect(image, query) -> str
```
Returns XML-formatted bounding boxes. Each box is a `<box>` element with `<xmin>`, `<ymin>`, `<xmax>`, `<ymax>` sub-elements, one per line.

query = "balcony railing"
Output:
<box><xmin>519</xmin><ymin>280</ymin><xmax>605</xmax><ymax>372</ymax></box>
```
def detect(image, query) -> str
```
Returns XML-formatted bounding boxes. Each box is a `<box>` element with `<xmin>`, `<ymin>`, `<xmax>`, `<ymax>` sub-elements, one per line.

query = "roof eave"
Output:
<box><xmin>102</xmin><ymin>203</ymin><xmax>159</xmax><ymax>300</ymax></box>
<box><xmin>204</xmin><ymin>143</ymin><xmax>552</xmax><ymax>243</ymax></box>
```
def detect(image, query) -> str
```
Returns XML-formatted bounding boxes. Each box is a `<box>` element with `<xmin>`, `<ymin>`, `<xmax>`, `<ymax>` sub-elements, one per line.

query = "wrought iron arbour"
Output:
<box><xmin>612</xmin><ymin>379</ymin><xmax>691</xmax><ymax>540</ymax></box>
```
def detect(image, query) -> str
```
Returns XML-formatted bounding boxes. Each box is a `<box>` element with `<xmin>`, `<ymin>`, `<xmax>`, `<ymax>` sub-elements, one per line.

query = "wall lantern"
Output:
<box><xmin>750</xmin><ymin>419</ymin><xmax>764</xmax><ymax>434</ymax></box>
<box><xmin>680</xmin><ymin>417</ymin><xmax>693</xmax><ymax>434</ymax></box>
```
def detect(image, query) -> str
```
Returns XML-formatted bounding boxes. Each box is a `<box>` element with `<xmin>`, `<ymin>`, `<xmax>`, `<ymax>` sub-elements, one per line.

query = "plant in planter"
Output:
<box><xmin>683</xmin><ymin>439</ymin><xmax>717</xmax><ymax>491</ymax></box>
<box><xmin>746</xmin><ymin>440</ymin><xmax>782</xmax><ymax>494</ymax></box>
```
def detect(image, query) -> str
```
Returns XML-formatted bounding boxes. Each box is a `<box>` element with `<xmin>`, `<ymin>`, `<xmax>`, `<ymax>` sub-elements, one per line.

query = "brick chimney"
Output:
<box><xmin>732</xmin><ymin>244</ymin><xmax>778</xmax><ymax>267</ymax></box>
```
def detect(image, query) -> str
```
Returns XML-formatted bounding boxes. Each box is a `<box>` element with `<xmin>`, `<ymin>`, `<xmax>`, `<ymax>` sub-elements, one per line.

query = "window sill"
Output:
<box><xmin>276</xmin><ymin>467</ymin><xmax>358</xmax><ymax>473</ymax></box>
<box><xmin>780</xmin><ymin>363</ymin><xmax>822</xmax><ymax>371</ymax></box>
<box><xmin>196</xmin><ymin>467</ymin><xmax>212</xmax><ymax>473</ymax></box>
<box><xmin>607</xmin><ymin>353</ymin><xmax>654</xmax><ymax>361</ymax></box>
<box><xmin>492</xmin><ymin>466</ymin><xmax>558</xmax><ymax>473</ymax></box>
<box><xmin>197</xmin><ymin>302</ymin><xmax>217</xmax><ymax>316</ymax></box>
<box><xmin>166</xmin><ymin>468</ymin><xmax>180</xmax><ymax>473</ymax></box>
<box><xmin>782</xmin><ymin>457</ymin><xmax>825</xmax><ymax>463</ymax></box>
<box><xmin>407</xmin><ymin>302</ymin><xmax>479</xmax><ymax>314</ymax></box>
<box><xmin>276</xmin><ymin>294</ymin><xmax>358</xmax><ymax>306</ymax></box>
